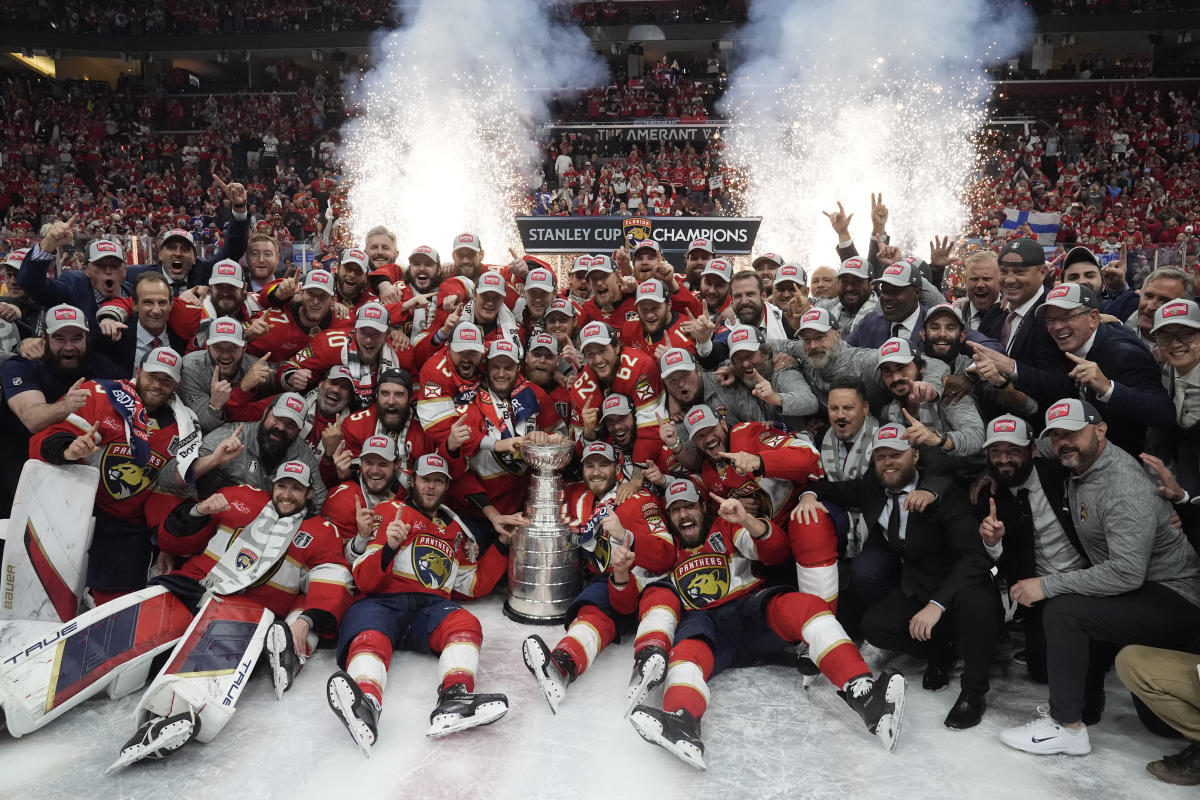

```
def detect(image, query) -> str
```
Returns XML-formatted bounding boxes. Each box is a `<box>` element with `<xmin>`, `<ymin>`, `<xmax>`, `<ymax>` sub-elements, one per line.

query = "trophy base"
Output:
<box><xmin>503</xmin><ymin>600</ymin><xmax>568</xmax><ymax>626</ymax></box>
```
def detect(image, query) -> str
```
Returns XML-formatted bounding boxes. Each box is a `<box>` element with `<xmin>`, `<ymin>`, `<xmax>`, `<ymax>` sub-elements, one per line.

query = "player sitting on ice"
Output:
<box><xmin>326</xmin><ymin>454</ymin><xmax>512</xmax><ymax>755</ymax></box>
<box><xmin>522</xmin><ymin>441</ymin><xmax>676</xmax><ymax>714</ymax></box>
<box><xmin>621</xmin><ymin>478</ymin><xmax>908</xmax><ymax>770</ymax></box>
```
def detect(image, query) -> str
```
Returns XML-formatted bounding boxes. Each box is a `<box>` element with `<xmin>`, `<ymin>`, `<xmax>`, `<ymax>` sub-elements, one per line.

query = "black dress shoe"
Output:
<box><xmin>922</xmin><ymin>659</ymin><xmax>950</xmax><ymax>691</ymax></box>
<box><xmin>944</xmin><ymin>690</ymin><xmax>986</xmax><ymax>729</ymax></box>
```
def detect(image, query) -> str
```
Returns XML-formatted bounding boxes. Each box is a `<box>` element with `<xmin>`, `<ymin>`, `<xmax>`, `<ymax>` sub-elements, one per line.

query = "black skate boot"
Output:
<box><xmin>426</xmin><ymin>683</ymin><xmax>509</xmax><ymax>738</ymax></box>
<box><xmin>629</xmin><ymin>706</ymin><xmax>707</xmax><ymax>770</ymax></box>
<box><xmin>104</xmin><ymin>711</ymin><xmax>199</xmax><ymax>774</ymax></box>
<box><xmin>265</xmin><ymin>620</ymin><xmax>303</xmax><ymax>700</ymax></box>
<box><xmin>843</xmin><ymin>669</ymin><xmax>907</xmax><ymax>752</ymax></box>
<box><xmin>624</xmin><ymin>645</ymin><xmax>668</xmax><ymax>718</ymax></box>
<box><xmin>327</xmin><ymin>670</ymin><xmax>379</xmax><ymax>758</ymax></box>
<box><xmin>522</xmin><ymin>634</ymin><xmax>576</xmax><ymax>714</ymax></box>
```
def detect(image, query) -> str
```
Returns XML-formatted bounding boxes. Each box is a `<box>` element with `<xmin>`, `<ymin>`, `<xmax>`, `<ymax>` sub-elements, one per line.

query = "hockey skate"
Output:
<box><xmin>629</xmin><ymin>706</ymin><xmax>706</xmax><ymax>770</ymax></box>
<box><xmin>426</xmin><ymin>683</ymin><xmax>509</xmax><ymax>738</ymax></box>
<box><xmin>521</xmin><ymin>634</ymin><xmax>572</xmax><ymax>714</ymax></box>
<box><xmin>327</xmin><ymin>671</ymin><xmax>379</xmax><ymax>758</ymax></box>
<box><xmin>265</xmin><ymin>620</ymin><xmax>303</xmax><ymax>700</ymax></box>
<box><xmin>623</xmin><ymin>645</ymin><xmax>668</xmax><ymax>718</ymax></box>
<box><xmin>104</xmin><ymin>712</ymin><xmax>199</xmax><ymax>774</ymax></box>
<box><xmin>843</xmin><ymin>669</ymin><xmax>907</xmax><ymax>752</ymax></box>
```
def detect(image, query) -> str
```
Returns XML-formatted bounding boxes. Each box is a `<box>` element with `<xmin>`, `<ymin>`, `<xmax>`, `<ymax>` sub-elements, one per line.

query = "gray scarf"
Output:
<box><xmin>200</xmin><ymin>502</ymin><xmax>305</xmax><ymax>596</ymax></box>
<box><xmin>819</xmin><ymin>417</ymin><xmax>878</xmax><ymax>558</ymax></box>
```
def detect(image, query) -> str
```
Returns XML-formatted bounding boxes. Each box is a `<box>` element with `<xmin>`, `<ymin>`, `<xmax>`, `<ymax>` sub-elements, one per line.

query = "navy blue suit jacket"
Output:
<box><xmin>1079</xmin><ymin>321</ymin><xmax>1174</xmax><ymax>456</ymax></box>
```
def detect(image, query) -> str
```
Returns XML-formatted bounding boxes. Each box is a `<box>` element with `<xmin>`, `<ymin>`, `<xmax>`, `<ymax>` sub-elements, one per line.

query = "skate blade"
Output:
<box><xmin>103</xmin><ymin>719</ymin><xmax>194</xmax><ymax>775</ymax></box>
<box><xmin>426</xmin><ymin>700</ymin><xmax>508</xmax><ymax>738</ymax></box>
<box><xmin>623</xmin><ymin>655</ymin><xmax>666</xmax><ymax>719</ymax></box>
<box><xmin>327</xmin><ymin>676</ymin><xmax>374</xmax><ymax>758</ymax></box>
<box><xmin>629</xmin><ymin>710</ymin><xmax>706</xmax><ymax>771</ymax></box>
<box><xmin>877</xmin><ymin>673</ymin><xmax>908</xmax><ymax>752</ymax></box>
<box><xmin>521</xmin><ymin>638</ymin><xmax>562</xmax><ymax>715</ymax></box>
<box><xmin>266</xmin><ymin>626</ymin><xmax>289</xmax><ymax>701</ymax></box>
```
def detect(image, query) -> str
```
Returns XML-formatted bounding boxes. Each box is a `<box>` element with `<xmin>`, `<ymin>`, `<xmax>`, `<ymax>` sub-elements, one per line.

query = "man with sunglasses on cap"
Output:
<box><xmin>1001</xmin><ymin>399</ymin><xmax>1200</xmax><ymax>756</ymax></box>
<box><xmin>30</xmin><ymin>346</ymin><xmax>201</xmax><ymax>602</ymax></box>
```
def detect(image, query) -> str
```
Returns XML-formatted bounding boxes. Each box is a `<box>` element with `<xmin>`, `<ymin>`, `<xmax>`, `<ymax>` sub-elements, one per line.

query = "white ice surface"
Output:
<box><xmin>0</xmin><ymin>594</ymin><xmax>1190</xmax><ymax>800</ymax></box>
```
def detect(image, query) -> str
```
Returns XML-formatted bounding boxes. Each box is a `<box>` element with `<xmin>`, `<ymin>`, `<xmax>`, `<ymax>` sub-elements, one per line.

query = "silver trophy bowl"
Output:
<box><xmin>504</xmin><ymin>440</ymin><xmax>581</xmax><ymax>624</ymax></box>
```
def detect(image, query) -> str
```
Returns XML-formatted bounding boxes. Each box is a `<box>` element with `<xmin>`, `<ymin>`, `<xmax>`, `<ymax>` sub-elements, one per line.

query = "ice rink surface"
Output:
<box><xmin>0</xmin><ymin>595</ymin><xmax>1191</xmax><ymax>800</ymax></box>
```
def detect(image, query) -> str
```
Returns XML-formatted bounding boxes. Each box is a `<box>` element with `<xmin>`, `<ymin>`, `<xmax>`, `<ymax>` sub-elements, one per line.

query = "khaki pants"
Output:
<box><xmin>1116</xmin><ymin>645</ymin><xmax>1200</xmax><ymax>740</ymax></box>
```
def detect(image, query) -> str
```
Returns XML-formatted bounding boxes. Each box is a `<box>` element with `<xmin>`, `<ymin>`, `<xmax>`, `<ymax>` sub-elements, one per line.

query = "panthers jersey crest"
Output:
<box><xmin>412</xmin><ymin>533</ymin><xmax>455</xmax><ymax>590</ymax></box>
<box><xmin>674</xmin><ymin>554</ymin><xmax>730</xmax><ymax>610</ymax></box>
<box><xmin>235</xmin><ymin>548</ymin><xmax>258</xmax><ymax>571</ymax></box>
<box><xmin>100</xmin><ymin>443</ymin><xmax>165</xmax><ymax>500</ymax></box>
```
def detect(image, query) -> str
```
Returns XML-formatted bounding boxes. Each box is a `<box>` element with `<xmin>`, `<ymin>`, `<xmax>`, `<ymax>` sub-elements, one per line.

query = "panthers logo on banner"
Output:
<box><xmin>622</xmin><ymin>216</ymin><xmax>653</xmax><ymax>250</ymax></box>
<box><xmin>100</xmin><ymin>443</ymin><xmax>165</xmax><ymax>500</ymax></box>
<box><xmin>412</xmin><ymin>534</ymin><xmax>455</xmax><ymax>590</ymax></box>
<box><xmin>674</xmin><ymin>554</ymin><xmax>730</xmax><ymax>610</ymax></box>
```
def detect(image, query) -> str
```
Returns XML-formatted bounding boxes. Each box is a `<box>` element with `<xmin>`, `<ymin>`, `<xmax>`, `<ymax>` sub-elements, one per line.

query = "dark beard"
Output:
<box><xmin>378</xmin><ymin>406</ymin><xmax>410</xmax><ymax>433</ymax></box>
<box><xmin>43</xmin><ymin>352</ymin><xmax>86</xmax><ymax>382</ymax></box>
<box><xmin>925</xmin><ymin>339</ymin><xmax>963</xmax><ymax>365</ymax></box>
<box><xmin>257</xmin><ymin>424</ymin><xmax>293</xmax><ymax>464</ymax></box>
<box><xmin>990</xmin><ymin>458</ymin><xmax>1035</xmax><ymax>488</ymax></box>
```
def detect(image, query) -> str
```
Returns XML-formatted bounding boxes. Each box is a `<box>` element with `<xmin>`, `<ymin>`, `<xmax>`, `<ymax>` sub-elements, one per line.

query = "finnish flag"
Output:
<box><xmin>1000</xmin><ymin>209</ymin><xmax>1060</xmax><ymax>246</ymax></box>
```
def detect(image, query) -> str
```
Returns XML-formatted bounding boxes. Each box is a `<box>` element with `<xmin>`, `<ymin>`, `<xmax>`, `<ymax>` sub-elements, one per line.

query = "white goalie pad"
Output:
<box><xmin>1</xmin><ymin>462</ymin><xmax>99</xmax><ymax>623</ymax></box>
<box><xmin>134</xmin><ymin>593</ymin><xmax>276</xmax><ymax>744</ymax></box>
<box><xmin>0</xmin><ymin>586</ymin><xmax>194</xmax><ymax>737</ymax></box>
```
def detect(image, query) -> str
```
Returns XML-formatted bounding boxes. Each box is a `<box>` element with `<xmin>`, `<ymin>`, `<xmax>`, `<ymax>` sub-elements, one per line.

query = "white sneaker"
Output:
<box><xmin>1000</xmin><ymin>710</ymin><xmax>1090</xmax><ymax>755</ymax></box>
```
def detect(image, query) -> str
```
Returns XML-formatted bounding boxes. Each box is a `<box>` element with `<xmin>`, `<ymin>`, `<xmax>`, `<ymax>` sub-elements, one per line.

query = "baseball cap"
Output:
<box><xmin>355</xmin><ymin>301</ymin><xmax>390</xmax><ymax>332</ymax></box>
<box><xmin>527</xmin><ymin>332</ymin><xmax>559</xmax><ymax>355</ymax></box>
<box><xmin>664</xmin><ymin>477</ymin><xmax>701</xmax><ymax>506</ymax></box>
<box><xmin>378</xmin><ymin>368</ymin><xmax>413</xmax><ymax>389</ymax></box>
<box><xmin>635</xmin><ymin>278</ymin><xmax>667</xmax><ymax>305</ymax></box>
<box><xmin>207</xmin><ymin>317</ymin><xmax>245</xmax><ymax>347</ymax></box>
<box><xmin>160</xmin><ymin>228</ymin><xmax>196</xmax><ymax>249</ymax></box>
<box><xmin>272</xmin><ymin>392</ymin><xmax>308</xmax><ymax>426</ymax></box>
<box><xmin>701</xmin><ymin>257</ymin><xmax>734</xmax><ymax>283</ymax></box>
<box><xmin>682</xmin><ymin>404</ymin><xmax>721</xmax><ymax>438</ymax></box>
<box><xmin>142</xmin><ymin>346</ymin><xmax>182</xmax><ymax>382</ymax></box>
<box><xmin>633</xmin><ymin>239</ymin><xmax>661</xmax><ymax>256</ymax></box>
<box><xmin>983</xmin><ymin>415</ymin><xmax>1033</xmax><ymax>448</ymax></box>
<box><xmin>837</xmin><ymin>256</ymin><xmax>871</xmax><ymax>280</ymax></box>
<box><xmin>452</xmin><ymin>232</ymin><xmax>482</xmax><ymax>253</ymax></box>
<box><xmin>753</xmin><ymin>252</ymin><xmax>785</xmax><ymax>268</ymax></box>
<box><xmin>585</xmin><ymin>254</ymin><xmax>615</xmax><ymax>275</ymax></box>
<box><xmin>798</xmin><ymin>307</ymin><xmax>833</xmax><ymax>333</ymax></box>
<box><xmin>774</xmin><ymin>264</ymin><xmax>807</xmax><ymax>287</ymax></box>
<box><xmin>409</xmin><ymin>245</ymin><xmax>440</xmax><ymax>264</ymax></box>
<box><xmin>2</xmin><ymin>248</ymin><xmax>28</xmax><ymax>271</ymax></box>
<box><xmin>273</xmin><ymin>460</ymin><xmax>312</xmax><ymax>487</ymax></box>
<box><xmin>477</xmin><ymin>271</ymin><xmax>507</xmax><ymax>296</ymax></box>
<box><xmin>524</xmin><ymin>268</ymin><xmax>556</xmax><ymax>295</ymax></box>
<box><xmin>999</xmin><ymin>238</ymin><xmax>1046</xmax><ymax>268</ymax></box>
<box><xmin>600</xmin><ymin>393</ymin><xmax>632</xmax><ymax>420</ymax></box>
<box><xmin>873</xmin><ymin>262</ymin><xmax>920</xmax><ymax>289</ymax></box>
<box><xmin>302</xmin><ymin>269</ymin><xmax>336</xmax><ymax>295</ymax></box>
<box><xmin>45</xmin><ymin>304</ymin><xmax>89</xmax><ymax>334</ymax></box>
<box><xmin>1044</xmin><ymin>398</ymin><xmax>1102</xmax><ymax>432</ymax></box>
<box><xmin>571</xmin><ymin>255</ymin><xmax>592</xmax><ymax>274</ymax></box>
<box><xmin>1062</xmin><ymin>245</ymin><xmax>1100</xmax><ymax>270</ymax></box>
<box><xmin>360</xmin><ymin>434</ymin><xmax>398</xmax><ymax>461</ymax></box>
<box><xmin>1036</xmin><ymin>283</ymin><xmax>1099</xmax><ymax>316</ymax></box>
<box><xmin>579</xmin><ymin>322</ymin><xmax>614</xmax><ymax>350</ymax></box>
<box><xmin>871</xmin><ymin>423</ymin><xmax>912</xmax><ymax>453</ymax></box>
<box><xmin>581</xmin><ymin>441</ymin><xmax>617</xmax><ymax>463</ymax></box>
<box><xmin>450</xmin><ymin>323</ymin><xmax>485</xmax><ymax>353</ymax></box>
<box><xmin>727</xmin><ymin>325</ymin><xmax>761</xmax><ymax>356</ymax></box>
<box><xmin>487</xmin><ymin>339</ymin><xmax>520</xmax><ymax>362</ymax></box>
<box><xmin>87</xmin><ymin>239</ymin><xmax>125</xmax><ymax>264</ymax></box>
<box><xmin>687</xmin><ymin>238</ymin><xmax>714</xmax><ymax>256</ymax></box>
<box><xmin>209</xmin><ymin>259</ymin><xmax>245</xmax><ymax>287</ymax></box>
<box><xmin>925</xmin><ymin>302</ymin><xmax>964</xmax><ymax>327</ymax></box>
<box><xmin>547</xmin><ymin>297</ymin><xmax>576</xmax><ymax>318</ymax></box>
<box><xmin>415</xmin><ymin>453</ymin><xmax>451</xmax><ymax>478</ymax></box>
<box><xmin>877</xmin><ymin>337</ymin><xmax>917</xmax><ymax>367</ymax></box>
<box><xmin>659</xmin><ymin>347</ymin><xmax>697</xmax><ymax>377</ymax></box>
<box><xmin>325</xmin><ymin>365</ymin><xmax>355</xmax><ymax>387</ymax></box>
<box><xmin>1152</xmin><ymin>299</ymin><xmax>1200</xmax><ymax>334</ymax></box>
<box><xmin>340</xmin><ymin>248</ymin><xmax>369</xmax><ymax>271</ymax></box>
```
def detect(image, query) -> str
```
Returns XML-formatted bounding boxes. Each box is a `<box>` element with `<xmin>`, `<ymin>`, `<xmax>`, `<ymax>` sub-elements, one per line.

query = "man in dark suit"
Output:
<box><xmin>95</xmin><ymin>272</ymin><xmax>191</xmax><ymax>378</ymax></box>
<box><xmin>845</xmin><ymin>261</ymin><xmax>927</xmax><ymax>351</ymax></box>
<box><xmin>798</xmin><ymin>423</ymin><xmax>1000</xmax><ymax>730</ymax></box>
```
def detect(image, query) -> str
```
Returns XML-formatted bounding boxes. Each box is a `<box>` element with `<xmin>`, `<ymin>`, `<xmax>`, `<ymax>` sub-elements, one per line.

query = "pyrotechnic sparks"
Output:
<box><xmin>721</xmin><ymin>0</ymin><xmax>1033</xmax><ymax>267</ymax></box>
<box><xmin>340</xmin><ymin>0</ymin><xmax>606</xmax><ymax>255</ymax></box>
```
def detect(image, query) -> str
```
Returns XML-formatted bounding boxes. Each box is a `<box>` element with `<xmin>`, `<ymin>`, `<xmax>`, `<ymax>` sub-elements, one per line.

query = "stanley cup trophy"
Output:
<box><xmin>504</xmin><ymin>440</ymin><xmax>581</xmax><ymax>624</ymax></box>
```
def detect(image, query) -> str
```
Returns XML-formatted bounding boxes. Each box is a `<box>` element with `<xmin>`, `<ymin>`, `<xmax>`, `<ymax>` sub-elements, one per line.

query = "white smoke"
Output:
<box><xmin>340</xmin><ymin>0</ymin><xmax>607</xmax><ymax>256</ymax></box>
<box><xmin>720</xmin><ymin>0</ymin><xmax>1033</xmax><ymax>267</ymax></box>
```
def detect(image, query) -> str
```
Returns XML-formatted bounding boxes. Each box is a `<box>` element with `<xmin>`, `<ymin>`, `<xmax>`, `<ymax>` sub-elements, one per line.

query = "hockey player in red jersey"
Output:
<box><xmin>618</xmin><ymin>478</ymin><xmax>907</xmax><ymax>769</ymax></box>
<box><xmin>416</xmin><ymin>322</ymin><xmax>485</xmax><ymax>444</ymax></box>
<box><xmin>322</xmin><ymin>435</ymin><xmax>403</xmax><ymax>544</ymax></box>
<box><xmin>326</xmin><ymin>454</ymin><xmax>512</xmax><ymax>755</ymax></box>
<box><xmin>243</xmin><ymin>269</ymin><xmax>349</xmax><ymax>363</ymax></box>
<box><xmin>569</xmin><ymin>321</ymin><xmax>662</xmax><ymax>449</ymax></box>
<box><xmin>520</xmin><ymin>332</ymin><xmax>572</xmax><ymax>425</ymax></box>
<box><xmin>521</xmin><ymin>442</ymin><xmax>675</xmax><ymax>713</ymax></box>
<box><xmin>620</xmin><ymin>278</ymin><xmax>697</xmax><ymax>356</ymax></box>
<box><xmin>340</xmin><ymin>368</ymin><xmax>438</xmax><ymax>490</ymax></box>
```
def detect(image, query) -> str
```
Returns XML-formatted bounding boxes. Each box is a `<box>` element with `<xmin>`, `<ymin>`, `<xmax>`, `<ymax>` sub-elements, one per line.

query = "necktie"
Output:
<box><xmin>1001</xmin><ymin>311</ymin><xmax>1017</xmax><ymax>350</ymax></box>
<box><xmin>891</xmin><ymin>323</ymin><xmax>902</xmax><ymax>339</ymax></box>
<box><xmin>886</xmin><ymin>490</ymin><xmax>907</xmax><ymax>547</ymax></box>
<box><xmin>150</xmin><ymin>336</ymin><xmax>163</xmax><ymax>349</ymax></box>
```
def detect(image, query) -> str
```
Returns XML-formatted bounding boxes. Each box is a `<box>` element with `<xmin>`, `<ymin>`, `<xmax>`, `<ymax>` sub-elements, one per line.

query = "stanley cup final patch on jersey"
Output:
<box><xmin>292</xmin><ymin>531</ymin><xmax>313</xmax><ymax>549</ymax></box>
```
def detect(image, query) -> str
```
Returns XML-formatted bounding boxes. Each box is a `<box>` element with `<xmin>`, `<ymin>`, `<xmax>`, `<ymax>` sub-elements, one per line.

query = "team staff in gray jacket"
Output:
<box><xmin>1000</xmin><ymin>399</ymin><xmax>1200</xmax><ymax>758</ymax></box>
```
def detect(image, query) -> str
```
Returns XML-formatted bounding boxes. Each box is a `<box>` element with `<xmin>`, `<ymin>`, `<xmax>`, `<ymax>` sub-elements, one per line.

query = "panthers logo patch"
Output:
<box><xmin>674</xmin><ymin>554</ymin><xmax>730</xmax><ymax>610</ymax></box>
<box><xmin>100</xmin><ymin>444</ymin><xmax>165</xmax><ymax>500</ymax></box>
<box><xmin>412</xmin><ymin>534</ymin><xmax>455</xmax><ymax>589</ymax></box>
<box><xmin>235</xmin><ymin>548</ymin><xmax>258</xmax><ymax>571</ymax></box>
<box><xmin>590</xmin><ymin>533</ymin><xmax>612</xmax><ymax>573</ymax></box>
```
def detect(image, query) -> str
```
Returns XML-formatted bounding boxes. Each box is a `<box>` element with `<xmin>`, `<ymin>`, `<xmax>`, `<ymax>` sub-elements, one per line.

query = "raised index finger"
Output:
<box><xmin>66</xmin><ymin>213</ymin><xmax>79</xmax><ymax>228</ymax></box>
<box><xmin>988</xmin><ymin>497</ymin><xmax>998</xmax><ymax>520</ymax></box>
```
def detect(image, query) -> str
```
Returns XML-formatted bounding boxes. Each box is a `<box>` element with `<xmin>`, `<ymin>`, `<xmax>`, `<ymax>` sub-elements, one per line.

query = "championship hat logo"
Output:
<box><xmin>582</xmin><ymin>323</ymin><xmax>604</xmax><ymax>338</ymax></box>
<box><xmin>881</xmin><ymin>340</ymin><xmax>901</xmax><ymax>356</ymax></box>
<box><xmin>214</xmin><ymin>321</ymin><xmax>237</xmax><ymax>335</ymax></box>
<box><xmin>460</xmin><ymin>328</ymin><xmax>478</xmax><ymax>341</ymax></box>
<box><xmin>456</xmin><ymin>234</ymin><xmax>474</xmax><ymax>244</ymax></box>
<box><xmin>1048</xmin><ymin>284</ymin><xmax>1072</xmax><ymax>300</ymax></box>
<box><xmin>363</xmin><ymin>306</ymin><xmax>383</xmax><ymax>319</ymax></box>
<box><xmin>884</xmin><ymin>264</ymin><xmax>904</xmax><ymax>276</ymax></box>
<box><xmin>347</xmin><ymin>248</ymin><xmax>366</xmax><ymax>260</ymax></box>
<box><xmin>365</xmin><ymin>435</ymin><xmax>389</xmax><ymax>449</ymax></box>
<box><xmin>492</xmin><ymin>341</ymin><xmax>514</xmax><ymax>354</ymax></box>
<box><xmin>879</xmin><ymin>425</ymin><xmax>900</xmax><ymax>440</ymax></box>
<box><xmin>285</xmin><ymin>397</ymin><xmax>304</xmax><ymax>413</ymax></box>
<box><xmin>687</xmin><ymin>408</ymin><xmax>706</xmax><ymax>426</ymax></box>
<box><xmin>665</xmin><ymin>351</ymin><xmax>683</xmax><ymax>365</ymax></box>
<box><xmin>95</xmin><ymin>241</ymin><xmax>118</xmax><ymax>253</ymax></box>
<box><xmin>414</xmin><ymin>245</ymin><xmax>433</xmax><ymax>255</ymax></box>
<box><xmin>730</xmin><ymin>328</ymin><xmax>750</xmax><ymax>344</ymax></box>
<box><xmin>669</xmin><ymin>481</ymin><xmax>690</xmax><ymax>495</ymax></box>
<box><xmin>638</xmin><ymin>282</ymin><xmax>656</xmax><ymax>295</ymax></box>
<box><xmin>426</xmin><ymin>455</ymin><xmax>446</xmax><ymax>469</ymax></box>
<box><xmin>994</xmin><ymin>419</ymin><xmax>1017</xmax><ymax>433</ymax></box>
<box><xmin>54</xmin><ymin>308</ymin><xmax>77</xmax><ymax>321</ymax></box>
<box><xmin>1163</xmin><ymin>302</ymin><xmax>1189</xmax><ymax>318</ymax></box>
<box><xmin>284</xmin><ymin>462</ymin><xmax>304</xmax><ymax>474</ymax></box>
<box><xmin>310</xmin><ymin>271</ymin><xmax>331</xmax><ymax>283</ymax></box>
<box><xmin>603</xmin><ymin>396</ymin><xmax>622</xmax><ymax>410</ymax></box>
<box><xmin>779</xmin><ymin>265</ymin><xmax>800</xmax><ymax>279</ymax></box>
<box><xmin>482</xmin><ymin>273</ymin><xmax>502</xmax><ymax>286</ymax></box>
<box><xmin>1048</xmin><ymin>402</ymin><xmax>1071</xmax><ymax>420</ymax></box>
<box><xmin>217</xmin><ymin>264</ymin><xmax>237</xmax><ymax>276</ymax></box>
<box><xmin>155</xmin><ymin>351</ymin><xmax>178</xmax><ymax>367</ymax></box>
<box><xmin>844</xmin><ymin>258</ymin><xmax>866</xmax><ymax>271</ymax></box>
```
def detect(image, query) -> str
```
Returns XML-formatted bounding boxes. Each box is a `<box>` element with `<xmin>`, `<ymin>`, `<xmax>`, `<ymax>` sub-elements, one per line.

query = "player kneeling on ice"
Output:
<box><xmin>327</xmin><ymin>453</ymin><xmax>511</xmax><ymax>754</ymax></box>
<box><xmin>620</xmin><ymin>478</ymin><xmax>907</xmax><ymax>770</ymax></box>
<box><xmin>522</xmin><ymin>441</ymin><xmax>676</xmax><ymax>716</ymax></box>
